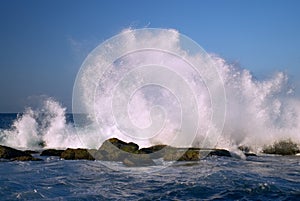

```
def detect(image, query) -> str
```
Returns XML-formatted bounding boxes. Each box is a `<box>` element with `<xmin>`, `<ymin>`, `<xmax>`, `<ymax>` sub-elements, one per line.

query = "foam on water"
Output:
<box><xmin>0</xmin><ymin>29</ymin><xmax>299</xmax><ymax>151</ymax></box>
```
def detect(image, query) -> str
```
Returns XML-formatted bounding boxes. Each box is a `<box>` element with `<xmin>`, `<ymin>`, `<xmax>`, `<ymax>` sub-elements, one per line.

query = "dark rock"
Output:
<box><xmin>178</xmin><ymin>149</ymin><xmax>201</xmax><ymax>161</ymax></box>
<box><xmin>208</xmin><ymin>149</ymin><xmax>232</xmax><ymax>157</ymax></box>
<box><xmin>13</xmin><ymin>156</ymin><xmax>42</xmax><ymax>161</ymax></box>
<box><xmin>97</xmin><ymin>140</ymin><xmax>127</xmax><ymax>161</ymax></box>
<box><xmin>238</xmin><ymin>146</ymin><xmax>251</xmax><ymax>153</ymax></box>
<box><xmin>139</xmin><ymin>145</ymin><xmax>167</xmax><ymax>154</ymax></box>
<box><xmin>122</xmin><ymin>155</ymin><xmax>155</xmax><ymax>167</ymax></box>
<box><xmin>245</xmin><ymin>152</ymin><xmax>257</xmax><ymax>157</ymax></box>
<box><xmin>138</xmin><ymin>145</ymin><xmax>167</xmax><ymax>159</ymax></box>
<box><xmin>237</xmin><ymin>146</ymin><xmax>257</xmax><ymax>157</ymax></box>
<box><xmin>24</xmin><ymin>150</ymin><xmax>40</xmax><ymax>155</ymax></box>
<box><xmin>41</xmin><ymin>149</ymin><xmax>64</xmax><ymax>156</ymax></box>
<box><xmin>97</xmin><ymin>138</ymin><xmax>140</xmax><ymax>161</ymax></box>
<box><xmin>0</xmin><ymin>145</ymin><xmax>41</xmax><ymax>161</ymax></box>
<box><xmin>107</xmin><ymin>138</ymin><xmax>139</xmax><ymax>153</ymax></box>
<box><xmin>60</xmin><ymin>148</ymin><xmax>95</xmax><ymax>160</ymax></box>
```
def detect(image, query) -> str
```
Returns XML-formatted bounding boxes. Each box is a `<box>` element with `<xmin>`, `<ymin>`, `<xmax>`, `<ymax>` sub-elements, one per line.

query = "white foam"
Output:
<box><xmin>0</xmin><ymin>29</ymin><xmax>299</xmax><ymax>151</ymax></box>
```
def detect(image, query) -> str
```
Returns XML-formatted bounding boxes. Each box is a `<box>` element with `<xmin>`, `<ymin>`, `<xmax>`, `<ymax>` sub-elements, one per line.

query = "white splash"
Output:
<box><xmin>0</xmin><ymin>29</ymin><xmax>299</xmax><ymax>152</ymax></box>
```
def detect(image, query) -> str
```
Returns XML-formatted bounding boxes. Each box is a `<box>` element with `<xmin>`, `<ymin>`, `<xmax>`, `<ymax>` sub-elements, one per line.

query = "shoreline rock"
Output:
<box><xmin>263</xmin><ymin>139</ymin><xmax>300</xmax><ymax>156</ymax></box>
<box><xmin>0</xmin><ymin>145</ymin><xmax>42</xmax><ymax>161</ymax></box>
<box><xmin>41</xmin><ymin>149</ymin><xmax>64</xmax><ymax>157</ymax></box>
<box><xmin>60</xmin><ymin>148</ymin><xmax>95</xmax><ymax>160</ymax></box>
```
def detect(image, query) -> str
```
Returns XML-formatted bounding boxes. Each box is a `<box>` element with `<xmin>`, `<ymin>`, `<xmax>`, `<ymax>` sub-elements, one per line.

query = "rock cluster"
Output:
<box><xmin>0</xmin><ymin>145</ymin><xmax>41</xmax><ymax>161</ymax></box>
<box><xmin>2</xmin><ymin>138</ymin><xmax>260</xmax><ymax>166</ymax></box>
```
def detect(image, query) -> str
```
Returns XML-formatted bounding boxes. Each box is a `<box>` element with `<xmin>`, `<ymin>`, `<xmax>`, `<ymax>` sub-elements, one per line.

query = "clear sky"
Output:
<box><xmin>0</xmin><ymin>0</ymin><xmax>299</xmax><ymax>112</ymax></box>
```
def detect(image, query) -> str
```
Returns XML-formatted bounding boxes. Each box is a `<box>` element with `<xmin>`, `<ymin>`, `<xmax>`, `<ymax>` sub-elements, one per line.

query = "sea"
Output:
<box><xmin>0</xmin><ymin>114</ymin><xmax>300</xmax><ymax>201</ymax></box>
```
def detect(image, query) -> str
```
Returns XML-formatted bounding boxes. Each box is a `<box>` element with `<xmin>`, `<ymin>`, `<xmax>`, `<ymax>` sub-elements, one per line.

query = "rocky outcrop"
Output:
<box><xmin>94</xmin><ymin>138</ymin><xmax>157</xmax><ymax>166</ymax></box>
<box><xmin>263</xmin><ymin>139</ymin><xmax>300</xmax><ymax>155</ymax></box>
<box><xmin>60</xmin><ymin>148</ymin><xmax>95</xmax><ymax>160</ymax></box>
<box><xmin>95</xmin><ymin>138</ymin><xmax>140</xmax><ymax>161</ymax></box>
<box><xmin>138</xmin><ymin>145</ymin><xmax>167</xmax><ymax>159</ymax></box>
<box><xmin>0</xmin><ymin>145</ymin><xmax>42</xmax><ymax>161</ymax></box>
<box><xmin>40</xmin><ymin>149</ymin><xmax>64</xmax><ymax>156</ymax></box>
<box><xmin>104</xmin><ymin>138</ymin><xmax>139</xmax><ymax>153</ymax></box>
<box><xmin>163</xmin><ymin>148</ymin><xmax>201</xmax><ymax>161</ymax></box>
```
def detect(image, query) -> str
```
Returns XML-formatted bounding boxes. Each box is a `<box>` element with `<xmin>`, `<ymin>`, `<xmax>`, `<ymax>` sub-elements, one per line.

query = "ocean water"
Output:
<box><xmin>0</xmin><ymin>114</ymin><xmax>300</xmax><ymax>200</ymax></box>
<box><xmin>0</xmin><ymin>151</ymin><xmax>300</xmax><ymax>200</ymax></box>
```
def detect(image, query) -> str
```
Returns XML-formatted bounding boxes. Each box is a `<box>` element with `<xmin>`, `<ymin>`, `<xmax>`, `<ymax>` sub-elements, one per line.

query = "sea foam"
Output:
<box><xmin>0</xmin><ymin>29</ymin><xmax>299</xmax><ymax>152</ymax></box>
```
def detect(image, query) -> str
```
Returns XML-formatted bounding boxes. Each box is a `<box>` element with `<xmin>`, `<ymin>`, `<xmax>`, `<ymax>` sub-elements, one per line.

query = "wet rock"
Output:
<box><xmin>97</xmin><ymin>141</ymin><xmax>126</xmax><ymax>161</ymax></box>
<box><xmin>139</xmin><ymin>145</ymin><xmax>167</xmax><ymax>154</ymax></box>
<box><xmin>60</xmin><ymin>148</ymin><xmax>95</xmax><ymax>160</ymax></box>
<box><xmin>244</xmin><ymin>152</ymin><xmax>257</xmax><ymax>157</ymax></box>
<box><xmin>238</xmin><ymin>146</ymin><xmax>257</xmax><ymax>157</ymax></box>
<box><xmin>138</xmin><ymin>145</ymin><xmax>167</xmax><ymax>159</ymax></box>
<box><xmin>0</xmin><ymin>145</ymin><xmax>41</xmax><ymax>161</ymax></box>
<box><xmin>41</xmin><ymin>149</ymin><xmax>64</xmax><ymax>156</ymax></box>
<box><xmin>208</xmin><ymin>149</ymin><xmax>232</xmax><ymax>157</ymax></box>
<box><xmin>178</xmin><ymin>149</ymin><xmax>201</xmax><ymax>161</ymax></box>
<box><xmin>107</xmin><ymin>138</ymin><xmax>139</xmax><ymax>153</ymax></box>
<box><xmin>97</xmin><ymin>138</ymin><xmax>139</xmax><ymax>161</ymax></box>
<box><xmin>13</xmin><ymin>156</ymin><xmax>42</xmax><ymax>161</ymax></box>
<box><xmin>24</xmin><ymin>150</ymin><xmax>40</xmax><ymax>155</ymax></box>
<box><xmin>163</xmin><ymin>148</ymin><xmax>201</xmax><ymax>161</ymax></box>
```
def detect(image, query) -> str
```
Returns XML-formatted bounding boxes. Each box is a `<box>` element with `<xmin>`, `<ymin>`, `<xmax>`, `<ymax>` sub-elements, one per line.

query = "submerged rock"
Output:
<box><xmin>41</xmin><ymin>149</ymin><xmax>64</xmax><ymax>156</ymax></box>
<box><xmin>0</xmin><ymin>145</ymin><xmax>42</xmax><ymax>161</ymax></box>
<box><xmin>244</xmin><ymin>153</ymin><xmax>257</xmax><ymax>157</ymax></box>
<box><xmin>61</xmin><ymin>148</ymin><xmax>95</xmax><ymax>160</ymax></box>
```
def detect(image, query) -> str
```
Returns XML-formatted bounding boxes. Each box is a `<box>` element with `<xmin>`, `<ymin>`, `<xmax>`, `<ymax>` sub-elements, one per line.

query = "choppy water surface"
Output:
<box><xmin>0</xmin><ymin>155</ymin><xmax>299</xmax><ymax>200</ymax></box>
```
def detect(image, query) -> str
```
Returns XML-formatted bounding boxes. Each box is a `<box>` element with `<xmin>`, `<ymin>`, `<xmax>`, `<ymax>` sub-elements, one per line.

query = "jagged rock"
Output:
<box><xmin>41</xmin><ymin>149</ymin><xmax>64</xmax><ymax>156</ymax></box>
<box><xmin>106</xmin><ymin>138</ymin><xmax>139</xmax><ymax>153</ymax></box>
<box><xmin>0</xmin><ymin>145</ymin><xmax>42</xmax><ymax>161</ymax></box>
<box><xmin>95</xmin><ymin>138</ymin><xmax>234</xmax><ymax>164</ymax></box>
<box><xmin>178</xmin><ymin>149</ymin><xmax>201</xmax><ymax>161</ymax></box>
<box><xmin>123</xmin><ymin>155</ymin><xmax>155</xmax><ymax>167</ymax></box>
<box><xmin>138</xmin><ymin>145</ymin><xmax>167</xmax><ymax>159</ymax></box>
<box><xmin>97</xmin><ymin>138</ymin><xmax>139</xmax><ymax>161</ymax></box>
<box><xmin>139</xmin><ymin>145</ymin><xmax>167</xmax><ymax>154</ymax></box>
<box><xmin>60</xmin><ymin>148</ymin><xmax>95</xmax><ymax>160</ymax></box>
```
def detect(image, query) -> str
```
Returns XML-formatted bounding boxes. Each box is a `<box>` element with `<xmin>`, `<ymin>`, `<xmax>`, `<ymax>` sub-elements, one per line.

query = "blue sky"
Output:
<box><xmin>0</xmin><ymin>0</ymin><xmax>299</xmax><ymax>112</ymax></box>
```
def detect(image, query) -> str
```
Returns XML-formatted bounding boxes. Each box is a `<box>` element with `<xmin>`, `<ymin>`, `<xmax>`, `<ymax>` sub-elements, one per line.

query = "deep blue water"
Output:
<box><xmin>0</xmin><ymin>114</ymin><xmax>300</xmax><ymax>200</ymax></box>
